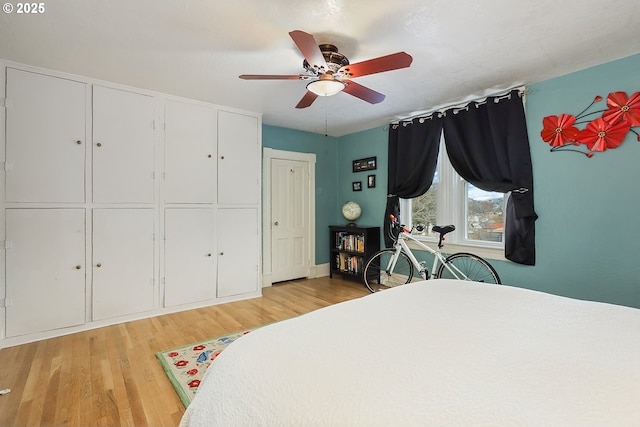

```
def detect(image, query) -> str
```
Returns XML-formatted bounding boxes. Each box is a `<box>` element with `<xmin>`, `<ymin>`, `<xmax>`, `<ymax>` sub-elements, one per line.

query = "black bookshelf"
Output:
<box><xmin>329</xmin><ymin>225</ymin><xmax>380</xmax><ymax>283</ymax></box>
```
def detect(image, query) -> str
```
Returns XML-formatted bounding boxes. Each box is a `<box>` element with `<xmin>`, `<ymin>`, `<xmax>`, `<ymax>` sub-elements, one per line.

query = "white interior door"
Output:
<box><xmin>164</xmin><ymin>208</ymin><xmax>216</xmax><ymax>306</ymax></box>
<box><xmin>164</xmin><ymin>100</ymin><xmax>216</xmax><ymax>203</ymax></box>
<box><xmin>92</xmin><ymin>86</ymin><xmax>155</xmax><ymax>203</ymax></box>
<box><xmin>270</xmin><ymin>158</ymin><xmax>310</xmax><ymax>282</ymax></box>
<box><xmin>5</xmin><ymin>68</ymin><xmax>86</xmax><ymax>202</ymax></box>
<box><xmin>5</xmin><ymin>209</ymin><xmax>86</xmax><ymax>337</ymax></box>
<box><xmin>92</xmin><ymin>209</ymin><xmax>155</xmax><ymax>320</ymax></box>
<box><xmin>217</xmin><ymin>208</ymin><xmax>259</xmax><ymax>298</ymax></box>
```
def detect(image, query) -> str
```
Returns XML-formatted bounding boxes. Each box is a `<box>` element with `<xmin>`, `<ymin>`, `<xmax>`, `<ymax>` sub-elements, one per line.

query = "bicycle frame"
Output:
<box><xmin>387</xmin><ymin>231</ymin><xmax>470</xmax><ymax>281</ymax></box>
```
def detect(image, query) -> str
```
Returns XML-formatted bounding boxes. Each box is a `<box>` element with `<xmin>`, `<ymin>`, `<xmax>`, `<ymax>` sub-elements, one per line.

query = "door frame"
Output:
<box><xmin>262</xmin><ymin>148</ymin><xmax>316</xmax><ymax>287</ymax></box>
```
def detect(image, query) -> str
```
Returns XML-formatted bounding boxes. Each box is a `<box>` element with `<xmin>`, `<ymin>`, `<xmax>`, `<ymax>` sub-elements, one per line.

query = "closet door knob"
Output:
<box><xmin>219</xmin><ymin>252</ymin><xmax>224</xmax><ymax>256</ymax></box>
<box><xmin>96</xmin><ymin>263</ymin><xmax>102</xmax><ymax>267</ymax></box>
<box><xmin>76</xmin><ymin>140</ymin><xmax>82</xmax><ymax>145</ymax></box>
<box><xmin>220</xmin><ymin>155</ymin><xmax>225</xmax><ymax>160</ymax></box>
<box><xmin>75</xmin><ymin>265</ymin><xmax>82</xmax><ymax>269</ymax></box>
<box><xmin>207</xmin><ymin>253</ymin><xmax>212</xmax><ymax>257</ymax></box>
<box><xmin>96</xmin><ymin>142</ymin><xmax>102</xmax><ymax>147</ymax></box>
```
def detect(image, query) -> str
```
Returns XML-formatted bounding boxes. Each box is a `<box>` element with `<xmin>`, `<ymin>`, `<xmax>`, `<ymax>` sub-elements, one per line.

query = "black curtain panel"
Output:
<box><xmin>442</xmin><ymin>90</ymin><xmax>537</xmax><ymax>265</ymax></box>
<box><xmin>384</xmin><ymin>116</ymin><xmax>443</xmax><ymax>247</ymax></box>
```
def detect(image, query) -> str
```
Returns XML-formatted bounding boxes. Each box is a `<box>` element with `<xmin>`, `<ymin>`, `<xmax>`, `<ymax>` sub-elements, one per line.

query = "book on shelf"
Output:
<box><xmin>337</xmin><ymin>253</ymin><xmax>364</xmax><ymax>274</ymax></box>
<box><xmin>335</xmin><ymin>232</ymin><xmax>365</xmax><ymax>253</ymax></box>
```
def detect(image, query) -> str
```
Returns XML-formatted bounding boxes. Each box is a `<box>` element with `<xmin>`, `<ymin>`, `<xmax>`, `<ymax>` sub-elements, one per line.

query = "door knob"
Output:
<box><xmin>75</xmin><ymin>265</ymin><xmax>82</xmax><ymax>269</ymax></box>
<box><xmin>219</xmin><ymin>252</ymin><xmax>224</xmax><ymax>256</ymax></box>
<box><xmin>274</xmin><ymin>221</ymin><xmax>279</xmax><ymax>226</ymax></box>
<box><xmin>96</xmin><ymin>263</ymin><xmax>102</xmax><ymax>267</ymax></box>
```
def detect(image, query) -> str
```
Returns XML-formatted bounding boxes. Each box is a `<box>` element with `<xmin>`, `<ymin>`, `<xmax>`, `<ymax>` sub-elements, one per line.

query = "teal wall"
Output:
<box><xmin>336</xmin><ymin>126</ymin><xmax>389</xmax><ymax>228</ymax></box>
<box><xmin>508</xmin><ymin>53</ymin><xmax>640</xmax><ymax>307</ymax></box>
<box><xmin>263</xmin><ymin>52</ymin><xmax>640</xmax><ymax>308</ymax></box>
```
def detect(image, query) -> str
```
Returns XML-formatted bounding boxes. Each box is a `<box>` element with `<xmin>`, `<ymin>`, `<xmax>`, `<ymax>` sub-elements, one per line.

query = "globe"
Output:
<box><xmin>341</xmin><ymin>201</ymin><xmax>362</xmax><ymax>223</ymax></box>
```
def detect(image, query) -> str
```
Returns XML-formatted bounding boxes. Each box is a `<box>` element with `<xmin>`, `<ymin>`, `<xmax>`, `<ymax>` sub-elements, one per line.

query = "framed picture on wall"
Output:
<box><xmin>352</xmin><ymin>156</ymin><xmax>377</xmax><ymax>172</ymax></box>
<box><xmin>352</xmin><ymin>181</ymin><xmax>362</xmax><ymax>191</ymax></box>
<box><xmin>367</xmin><ymin>174</ymin><xmax>376</xmax><ymax>188</ymax></box>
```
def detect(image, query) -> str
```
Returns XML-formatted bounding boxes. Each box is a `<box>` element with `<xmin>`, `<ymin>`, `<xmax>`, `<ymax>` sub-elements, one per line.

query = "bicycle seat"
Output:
<box><xmin>431</xmin><ymin>225</ymin><xmax>455</xmax><ymax>235</ymax></box>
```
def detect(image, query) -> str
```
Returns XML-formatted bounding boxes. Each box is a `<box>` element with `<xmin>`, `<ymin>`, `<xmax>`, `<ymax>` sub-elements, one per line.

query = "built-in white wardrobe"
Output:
<box><xmin>0</xmin><ymin>62</ymin><xmax>262</xmax><ymax>347</ymax></box>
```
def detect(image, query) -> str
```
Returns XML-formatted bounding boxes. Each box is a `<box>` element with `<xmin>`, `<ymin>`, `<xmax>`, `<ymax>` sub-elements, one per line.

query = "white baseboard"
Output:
<box><xmin>261</xmin><ymin>263</ymin><xmax>330</xmax><ymax>288</ymax></box>
<box><xmin>312</xmin><ymin>263</ymin><xmax>330</xmax><ymax>278</ymax></box>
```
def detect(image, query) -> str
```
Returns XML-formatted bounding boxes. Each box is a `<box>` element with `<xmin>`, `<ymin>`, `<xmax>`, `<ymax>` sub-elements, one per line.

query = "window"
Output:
<box><xmin>400</xmin><ymin>140</ymin><xmax>505</xmax><ymax>251</ymax></box>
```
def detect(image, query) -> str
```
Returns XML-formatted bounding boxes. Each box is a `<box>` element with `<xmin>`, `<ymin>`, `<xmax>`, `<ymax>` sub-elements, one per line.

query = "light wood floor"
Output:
<box><xmin>0</xmin><ymin>277</ymin><xmax>369</xmax><ymax>427</ymax></box>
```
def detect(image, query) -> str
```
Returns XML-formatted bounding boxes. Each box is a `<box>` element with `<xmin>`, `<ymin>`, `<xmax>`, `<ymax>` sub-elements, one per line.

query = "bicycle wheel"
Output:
<box><xmin>436</xmin><ymin>252</ymin><xmax>501</xmax><ymax>284</ymax></box>
<box><xmin>363</xmin><ymin>249</ymin><xmax>414</xmax><ymax>293</ymax></box>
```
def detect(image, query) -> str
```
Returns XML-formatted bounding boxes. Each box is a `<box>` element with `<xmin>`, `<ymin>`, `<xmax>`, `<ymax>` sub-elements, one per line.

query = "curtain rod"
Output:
<box><xmin>391</xmin><ymin>85</ymin><xmax>527</xmax><ymax>125</ymax></box>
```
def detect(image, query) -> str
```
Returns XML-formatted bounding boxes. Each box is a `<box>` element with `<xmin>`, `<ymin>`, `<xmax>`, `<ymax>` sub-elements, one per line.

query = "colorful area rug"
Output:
<box><xmin>156</xmin><ymin>328</ymin><xmax>255</xmax><ymax>407</ymax></box>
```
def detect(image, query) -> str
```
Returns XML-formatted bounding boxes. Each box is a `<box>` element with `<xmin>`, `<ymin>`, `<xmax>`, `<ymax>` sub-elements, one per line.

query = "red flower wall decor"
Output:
<box><xmin>540</xmin><ymin>91</ymin><xmax>640</xmax><ymax>157</ymax></box>
<box><xmin>540</xmin><ymin>114</ymin><xmax>580</xmax><ymax>147</ymax></box>
<box><xmin>604</xmin><ymin>92</ymin><xmax>640</xmax><ymax>126</ymax></box>
<box><xmin>575</xmin><ymin>118</ymin><xmax>630</xmax><ymax>152</ymax></box>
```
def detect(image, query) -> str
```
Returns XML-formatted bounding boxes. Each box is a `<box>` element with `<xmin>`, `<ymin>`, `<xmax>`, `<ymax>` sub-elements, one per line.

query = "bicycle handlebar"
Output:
<box><xmin>389</xmin><ymin>214</ymin><xmax>451</xmax><ymax>249</ymax></box>
<box><xmin>389</xmin><ymin>215</ymin><xmax>411</xmax><ymax>233</ymax></box>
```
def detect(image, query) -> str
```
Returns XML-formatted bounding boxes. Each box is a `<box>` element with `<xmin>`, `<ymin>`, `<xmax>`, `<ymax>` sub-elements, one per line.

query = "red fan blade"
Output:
<box><xmin>342</xmin><ymin>80</ymin><xmax>385</xmax><ymax>104</ymax></box>
<box><xmin>239</xmin><ymin>74</ymin><xmax>308</xmax><ymax>80</ymax></box>
<box><xmin>295</xmin><ymin>91</ymin><xmax>319</xmax><ymax>109</ymax></box>
<box><xmin>289</xmin><ymin>30</ymin><xmax>327</xmax><ymax>69</ymax></box>
<box><xmin>339</xmin><ymin>52</ymin><xmax>413</xmax><ymax>78</ymax></box>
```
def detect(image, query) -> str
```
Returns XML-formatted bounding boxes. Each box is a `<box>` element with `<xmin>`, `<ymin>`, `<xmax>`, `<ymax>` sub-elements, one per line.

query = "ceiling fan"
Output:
<box><xmin>239</xmin><ymin>30</ymin><xmax>413</xmax><ymax>109</ymax></box>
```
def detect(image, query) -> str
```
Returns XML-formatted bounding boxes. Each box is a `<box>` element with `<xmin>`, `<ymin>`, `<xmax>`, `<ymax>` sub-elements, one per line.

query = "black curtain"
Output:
<box><xmin>384</xmin><ymin>116</ymin><xmax>443</xmax><ymax>247</ymax></box>
<box><xmin>442</xmin><ymin>90</ymin><xmax>537</xmax><ymax>265</ymax></box>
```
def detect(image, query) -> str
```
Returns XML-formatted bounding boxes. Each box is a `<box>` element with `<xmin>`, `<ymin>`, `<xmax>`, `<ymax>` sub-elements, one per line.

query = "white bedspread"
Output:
<box><xmin>180</xmin><ymin>279</ymin><xmax>640</xmax><ymax>426</ymax></box>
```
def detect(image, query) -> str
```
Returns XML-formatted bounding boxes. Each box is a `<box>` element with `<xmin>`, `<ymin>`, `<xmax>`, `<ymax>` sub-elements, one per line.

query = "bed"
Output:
<box><xmin>179</xmin><ymin>279</ymin><xmax>640</xmax><ymax>426</ymax></box>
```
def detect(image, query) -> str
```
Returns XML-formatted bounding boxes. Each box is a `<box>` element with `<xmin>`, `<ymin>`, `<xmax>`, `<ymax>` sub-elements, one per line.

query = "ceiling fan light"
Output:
<box><xmin>306</xmin><ymin>79</ymin><xmax>345</xmax><ymax>96</ymax></box>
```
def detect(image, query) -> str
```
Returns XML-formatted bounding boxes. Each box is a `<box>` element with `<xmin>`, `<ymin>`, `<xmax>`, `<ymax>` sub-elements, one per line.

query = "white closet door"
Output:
<box><xmin>92</xmin><ymin>209</ymin><xmax>155</xmax><ymax>320</ymax></box>
<box><xmin>217</xmin><ymin>111</ymin><xmax>259</xmax><ymax>205</ymax></box>
<box><xmin>5</xmin><ymin>209</ymin><xmax>86</xmax><ymax>337</ymax></box>
<box><xmin>217</xmin><ymin>208</ymin><xmax>259</xmax><ymax>298</ymax></box>
<box><xmin>5</xmin><ymin>68</ymin><xmax>86</xmax><ymax>202</ymax></box>
<box><xmin>92</xmin><ymin>86</ymin><xmax>155</xmax><ymax>203</ymax></box>
<box><xmin>164</xmin><ymin>100</ymin><xmax>216</xmax><ymax>203</ymax></box>
<box><xmin>164</xmin><ymin>208</ymin><xmax>216</xmax><ymax>306</ymax></box>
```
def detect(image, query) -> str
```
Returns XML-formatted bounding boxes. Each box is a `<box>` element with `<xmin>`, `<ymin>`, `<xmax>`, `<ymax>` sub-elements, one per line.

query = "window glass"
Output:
<box><xmin>410</xmin><ymin>167</ymin><xmax>438</xmax><ymax>238</ymax></box>
<box><xmin>465</xmin><ymin>184</ymin><xmax>504</xmax><ymax>243</ymax></box>
<box><xmin>402</xmin><ymin>141</ymin><xmax>505</xmax><ymax>248</ymax></box>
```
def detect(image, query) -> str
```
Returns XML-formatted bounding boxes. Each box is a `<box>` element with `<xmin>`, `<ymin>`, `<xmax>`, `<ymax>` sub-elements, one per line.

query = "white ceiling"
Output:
<box><xmin>1</xmin><ymin>0</ymin><xmax>640</xmax><ymax>136</ymax></box>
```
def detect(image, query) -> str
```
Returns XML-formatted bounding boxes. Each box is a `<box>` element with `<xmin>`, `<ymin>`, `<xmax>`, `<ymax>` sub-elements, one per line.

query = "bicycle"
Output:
<box><xmin>362</xmin><ymin>215</ymin><xmax>501</xmax><ymax>292</ymax></box>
